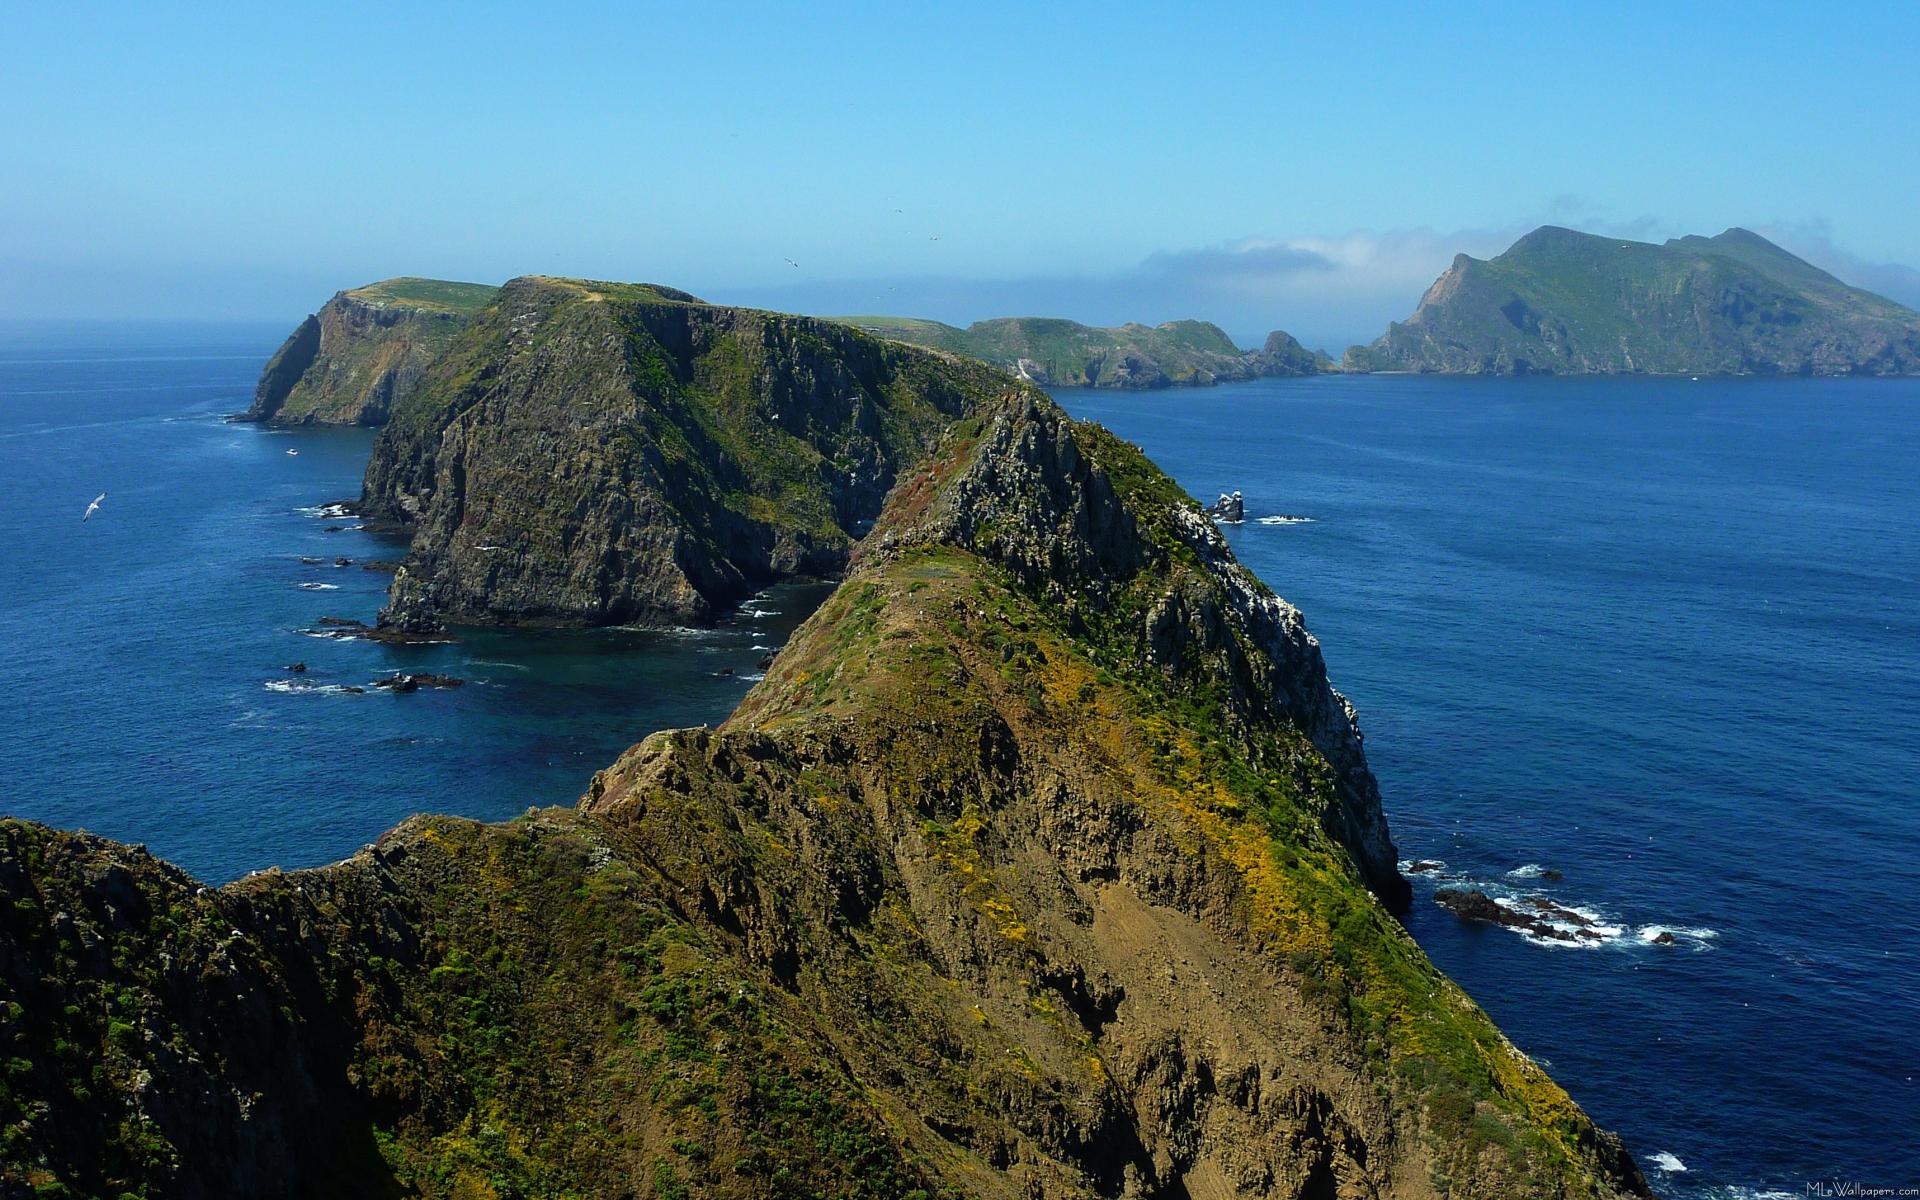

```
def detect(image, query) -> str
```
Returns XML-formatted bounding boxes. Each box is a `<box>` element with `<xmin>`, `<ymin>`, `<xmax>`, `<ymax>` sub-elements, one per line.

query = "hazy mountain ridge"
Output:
<box><xmin>845</xmin><ymin>314</ymin><xmax>1327</xmax><ymax>388</ymax></box>
<box><xmin>1345</xmin><ymin>225</ymin><xmax>1920</xmax><ymax>375</ymax></box>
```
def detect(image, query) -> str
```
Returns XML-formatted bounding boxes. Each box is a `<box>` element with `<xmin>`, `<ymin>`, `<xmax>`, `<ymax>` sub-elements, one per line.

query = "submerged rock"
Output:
<box><xmin>1435</xmin><ymin>887</ymin><xmax>1607</xmax><ymax>943</ymax></box>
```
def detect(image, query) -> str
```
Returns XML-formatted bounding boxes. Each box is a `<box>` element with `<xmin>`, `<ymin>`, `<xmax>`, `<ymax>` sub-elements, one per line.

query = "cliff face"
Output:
<box><xmin>362</xmin><ymin>276</ymin><xmax>1014</xmax><ymax>631</ymax></box>
<box><xmin>1345</xmin><ymin>225</ymin><xmax>1920</xmax><ymax>375</ymax></box>
<box><xmin>0</xmin><ymin>390</ymin><xmax>1649</xmax><ymax>1200</ymax></box>
<box><xmin>244</xmin><ymin>279</ymin><xmax>497</xmax><ymax>425</ymax></box>
<box><xmin>846</xmin><ymin>314</ymin><xmax>1327</xmax><ymax>388</ymax></box>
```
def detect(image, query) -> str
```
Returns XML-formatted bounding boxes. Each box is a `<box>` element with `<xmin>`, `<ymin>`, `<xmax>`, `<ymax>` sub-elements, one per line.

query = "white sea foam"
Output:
<box><xmin>1648</xmin><ymin>1152</ymin><xmax>1686</xmax><ymax>1173</ymax></box>
<box><xmin>1636</xmin><ymin>925</ymin><xmax>1720</xmax><ymax>950</ymax></box>
<box><xmin>265</xmin><ymin>679</ymin><xmax>352</xmax><ymax>696</ymax></box>
<box><xmin>1256</xmin><ymin>515</ymin><xmax>1313</xmax><ymax>525</ymax></box>
<box><xmin>644</xmin><ymin>625</ymin><xmax>719</xmax><ymax>638</ymax></box>
<box><xmin>469</xmin><ymin>659</ymin><xmax>530</xmax><ymax>672</ymax></box>
<box><xmin>741</xmin><ymin>672</ymin><xmax>767</xmax><ymax>682</ymax></box>
<box><xmin>1507</xmin><ymin>863</ymin><xmax>1549</xmax><ymax>878</ymax></box>
<box><xmin>295</xmin><ymin>502</ymin><xmax>354</xmax><ymax>519</ymax></box>
<box><xmin>296</xmin><ymin>582</ymin><xmax>340</xmax><ymax>591</ymax></box>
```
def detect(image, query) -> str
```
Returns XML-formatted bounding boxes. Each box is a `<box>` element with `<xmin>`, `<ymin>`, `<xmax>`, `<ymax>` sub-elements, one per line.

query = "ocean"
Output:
<box><xmin>0</xmin><ymin>324</ymin><xmax>1914</xmax><ymax>1193</ymax></box>
<box><xmin>0</xmin><ymin>323</ymin><xmax>826</xmax><ymax>885</ymax></box>
<box><xmin>1054</xmin><ymin>375</ymin><xmax>1919</xmax><ymax>1198</ymax></box>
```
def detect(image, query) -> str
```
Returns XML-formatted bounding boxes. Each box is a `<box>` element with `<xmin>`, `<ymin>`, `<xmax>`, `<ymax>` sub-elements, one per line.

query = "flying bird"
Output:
<box><xmin>783</xmin><ymin>257</ymin><xmax>800</xmax><ymax>269</ymax></box>
<box><xmin>83</xmin><ymin>493</ymin><xmax>105</xmax><ymax>522</ymax></box>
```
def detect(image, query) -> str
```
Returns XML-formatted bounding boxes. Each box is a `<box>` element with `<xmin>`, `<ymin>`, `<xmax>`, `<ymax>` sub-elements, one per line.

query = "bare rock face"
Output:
<box><xmin>361</xmin><ymin>276</ymin><xmax>1014</xmax><ymax>632</ymax></box>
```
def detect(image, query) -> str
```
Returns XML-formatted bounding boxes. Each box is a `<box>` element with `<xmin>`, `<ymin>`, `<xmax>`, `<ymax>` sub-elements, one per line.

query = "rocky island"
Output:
<box><xmin>359</xmin><ymin>276</ymin><xmax>1015</xmax><ymax>632</ymax></box>
<box><xmin>846</xmin><ymin>314</ymin><xmax>1327</xmax><ymax>388</ymax></box>
<box><xmin>244</xmin><ymin>278</ymin><xmax>499</xmax><ymax>425</ymax></box>
<box><xmin>1345</xmin><ymin>225</ymin><xmax>1920</xmax><ymax>375</ymax></box>
<box><xmin>0</xmin><ymin>376</ymin><xmax>1650</xmax><ymax>1197</ymax></box>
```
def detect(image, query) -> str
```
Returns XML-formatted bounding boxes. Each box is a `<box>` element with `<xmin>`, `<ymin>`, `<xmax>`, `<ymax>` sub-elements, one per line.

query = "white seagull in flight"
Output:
<box><xmin>83</xmin><ymin>492</ymin><xmax>106</xmax><ymax>522</ymax></box>
<box><xmin>783</xmin><ymin>257</ymin><xmax>800</xmax><ymax>269</ymax></box>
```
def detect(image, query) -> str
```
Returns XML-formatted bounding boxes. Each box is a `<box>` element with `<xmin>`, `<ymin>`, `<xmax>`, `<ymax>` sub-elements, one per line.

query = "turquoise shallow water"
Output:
<box><xmin>0</xmin><ymin>324</ymin><xmax>1914</xmax><ymax>1192</ymax></box>
<box><xmin>1053</xmin><ymin>374</ymin><xmax>1920</xmax><ymax>1198</ymax></box>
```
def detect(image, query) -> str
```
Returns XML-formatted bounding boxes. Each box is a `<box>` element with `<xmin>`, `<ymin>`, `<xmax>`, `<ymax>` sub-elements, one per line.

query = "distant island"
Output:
<box><xmin>1345</xmin><ymin>225</ymin><xmax>1920</xmax><ymax>375</ymax></box>
<box><xmin>244</xmin><ymin>277</ymin><xmax>498</xmax><ymax>424</ymax></box>
<box><xmin>843</xmin><ymin>314</ymin><xmax>1327</xmax><ymax>388</ymax></box>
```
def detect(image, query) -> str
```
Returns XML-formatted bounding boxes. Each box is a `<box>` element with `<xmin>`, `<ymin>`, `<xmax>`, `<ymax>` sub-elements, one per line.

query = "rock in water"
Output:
<box><xmin>361</xmin><ymin>276</ymin><xmax>1013</xmax><ymax>633</ymax></box>
<box><xmin>0</xmin><ymin>390</ymin><xmax>1651</xmax><ymax>1200</ymax></box>
<box><xmin>1206</xmin><ymin>490</ymin><xmax>1246</xmax><ymax>523</ymax></box>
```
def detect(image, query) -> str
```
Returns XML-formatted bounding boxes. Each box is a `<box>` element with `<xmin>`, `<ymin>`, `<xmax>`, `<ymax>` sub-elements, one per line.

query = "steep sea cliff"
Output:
<box><xmin>0</xmin><ymin>366</ymin><xmax>1648</xmax><ymax>1195</ymax></box>
<box><xmin>360</xmin><ymin>276</ymin><xmax>1014</xmax><ymax>632</ymax></box>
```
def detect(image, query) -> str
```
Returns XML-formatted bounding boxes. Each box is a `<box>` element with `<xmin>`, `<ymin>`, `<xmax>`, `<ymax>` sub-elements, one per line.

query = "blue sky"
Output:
<box><xmin>4</xmin><ymin>1</ymin><xmax>1917</xmax><ymax>349</ymax></box>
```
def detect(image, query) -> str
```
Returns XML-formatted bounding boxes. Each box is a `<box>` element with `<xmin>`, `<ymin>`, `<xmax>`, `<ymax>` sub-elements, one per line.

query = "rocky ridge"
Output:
<box><xmin>846</xmin><ymin>315</ymin><xmax>1327</xmax><ymax>389</ymax></box>
<box><xmin>0</xmin><ymin>388</ymin><xmax>1648</xmax><ymax>1199</ymax></box>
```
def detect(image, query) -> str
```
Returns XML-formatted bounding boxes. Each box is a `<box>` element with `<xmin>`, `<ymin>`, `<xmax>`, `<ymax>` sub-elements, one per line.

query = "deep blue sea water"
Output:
<box><xmin>1054</xmin><ymin>376</ymin><xmax>1920</xmax><ymax>1199</ymax></box>
<box><xmin>0</xmin><ymin>323</ymin><xmax>826</xmax><ymax>883</ymax></box>
<box><xmin>1</xmin><ymin>324</ymin><xmax>1914</xmax><ymax>1194</ymax></box>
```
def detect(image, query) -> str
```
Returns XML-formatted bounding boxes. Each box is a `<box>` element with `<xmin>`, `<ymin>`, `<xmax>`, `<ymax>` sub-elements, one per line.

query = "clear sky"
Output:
<box><xmin>4</xmin><ymin>1</ymin><xmax>1917</xmax><ymax>349</ymax></box>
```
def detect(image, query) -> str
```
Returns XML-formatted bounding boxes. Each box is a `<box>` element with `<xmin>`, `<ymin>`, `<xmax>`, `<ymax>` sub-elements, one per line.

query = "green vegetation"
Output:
<box><xmin>345</xmin><ymin>277</ymin><xmax>499</xmax><ymax>315</ymax></box>
<box><xmin>363</xmin><ymin>275</ymin><xmax>1017</xmax><ymax>630</ymax></box>
<box><xmin>1347</xmin><ymin>225</ymin><xmax>1920</xmax><ymax>375</ymax></box>
<box><xmin>247</xmin><ymin>276</ymin><xmax>502</xmax><ymax>425</ymax></box>
<box><xmin>842</xmin><ymin>312</ymin><xmax>1322</xmax><ymax>387</ymax></box>
<box><xmin>0</xmin><ymin>391</ymin><xmax>1646</xmax><ymax>1199</ymax></box>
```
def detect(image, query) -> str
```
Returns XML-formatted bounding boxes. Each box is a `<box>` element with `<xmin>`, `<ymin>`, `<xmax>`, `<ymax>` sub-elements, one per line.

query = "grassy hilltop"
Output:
<box><xmin>1346</xmin><ymin>225</ymin><xmax>1920</xmax><ymax>375</ymax></box>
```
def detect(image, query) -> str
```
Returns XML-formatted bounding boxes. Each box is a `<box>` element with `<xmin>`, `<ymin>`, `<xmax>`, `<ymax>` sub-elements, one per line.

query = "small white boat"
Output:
<box><xmin>286</xmin><ymin>448</ymin><xmax>300</xmax><ymax>456</ymax></box>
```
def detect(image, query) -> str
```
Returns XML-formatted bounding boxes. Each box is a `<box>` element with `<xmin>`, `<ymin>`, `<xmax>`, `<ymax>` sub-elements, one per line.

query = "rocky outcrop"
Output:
<box><xmin>1435</xmin><ymin>888</ymin><xmax>1609</xmax><ymax>944</ymax></box>
<box><xmin>1346</xmin><ymin>225</ymin><xmax>1920</xmax><ymax>375</ymax></box>
<box><xmin>0</xmin><ymin>389</ymin><xmax>1648</xmax><ymax>1199</ymax></box>
<box><xmin>863</xmin><ymin>394</ymin><xmax>1410</xmax><ymax>910</ymax></box>
<box><xmin>243</xmin><ymin>278</ymin><xmax>497</xmax><ymax>425</ymax></box>
<box><xmin>847</xmin><ymin>314</ymin><xmax>1329</xmax><ymax>388</ymax></box>
<box><xmin>362</xmin><ymin>276</ymin><xmax>1014</xmax><ymax>632</ymax></box>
